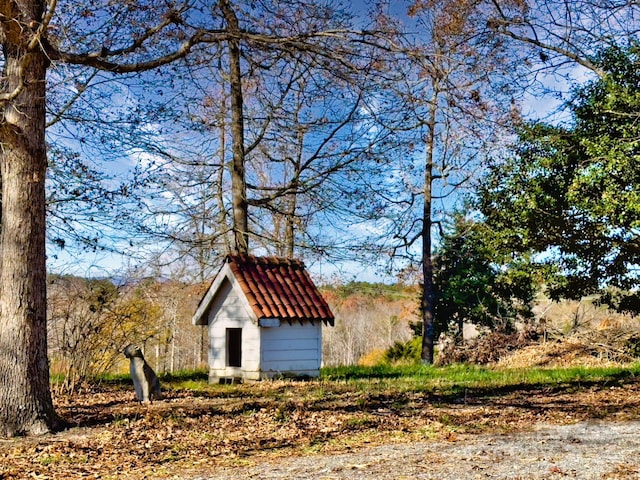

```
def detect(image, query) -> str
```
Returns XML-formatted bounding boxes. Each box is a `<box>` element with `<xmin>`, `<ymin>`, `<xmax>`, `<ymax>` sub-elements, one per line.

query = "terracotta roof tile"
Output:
<box><xmin>226</xmin><ymin>254</ymin><xmax>334</xmax><ymax>326</ymax></box>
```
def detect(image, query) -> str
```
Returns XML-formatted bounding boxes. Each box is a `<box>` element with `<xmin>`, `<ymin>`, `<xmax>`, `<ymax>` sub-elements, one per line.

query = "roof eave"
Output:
<box><xmin>192</xmin><ymin>261</ymin><xmax>261</xmax><ymax>326</ymax></box>
<box><xmin>191</xmin><ymin>262</ymin><xmax>231</xmax><ymax>326</ymax></box>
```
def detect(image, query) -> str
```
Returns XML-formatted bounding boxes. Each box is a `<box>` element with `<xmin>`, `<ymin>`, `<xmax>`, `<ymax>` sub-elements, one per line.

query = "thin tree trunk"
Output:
<box><xmin>0</xmin><ymin>25</ymin><xmax>59</xmax><ymax>435</ymax></box>
<box><xmin>456</xmin><ymin>316</ymin><xmax>464</xmax><ymax>345</ymax></box>
<box><xmin>285</xmin><ymin>203</ymin><xmax>296</xmax><ymax>258</ymax></box>
<box><xmin>169</xmin><ymin>309</ymin><xmax>176</xmax><ymax>373</ymax></box>
<box><xmin>421</xmin><ymin>92</ymin><xmax>439</xmax><ymax>365</ymax></box>
<box><xmin>217</xmin><ymin>96</ymin><xmax>232</xmax><ymax>255</ymax></box>
<box><xmin>284</xmin><ymin>128</ymin><xmax>305</xmax><ymax>258</ymax></box>
<box><xmin>220</xmin><ymin>0</ymin><xmax>249</xmax><ymax>254</ymax></box>
<box><xmin>170</xmin><ymin>333</ymin><xmax>176</xmax><ymax>374</ymax></box>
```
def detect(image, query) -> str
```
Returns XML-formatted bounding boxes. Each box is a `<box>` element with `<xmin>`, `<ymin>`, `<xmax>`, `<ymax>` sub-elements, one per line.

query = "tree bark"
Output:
<box><xmin>421</xmin><ymin>93</ymin><xmax>439</xmax><ymax>365</ymax></box>
<box><xmin>217</xmin><ymin>96</ymin><xmax>233</xmax><ymax>256</ymax></box>
<box><xmin>284</xmin><ymin>129</ymin><xmax>303</xmax><ymax>259</ymax></box>
<box><xmin>220</xmin><ymin>0</ymin><xmax>249</xmax><ymax>254</ymax></box>
<box><xmin>0</xmin><ymin>1</ymin><xmax>60</xmax><ymax>435</ymax></box>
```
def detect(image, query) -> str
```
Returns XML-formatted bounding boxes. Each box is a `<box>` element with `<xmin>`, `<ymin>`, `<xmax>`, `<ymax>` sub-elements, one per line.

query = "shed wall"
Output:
<box><xmin>260</xmin><ymin>321</ymin><xmax>322</xmax><ymax>378</ymax></box>
<box><xmin>207</xmin><ymin>278</ymin><xmax>261</xmax><ymax>381</ymax></box>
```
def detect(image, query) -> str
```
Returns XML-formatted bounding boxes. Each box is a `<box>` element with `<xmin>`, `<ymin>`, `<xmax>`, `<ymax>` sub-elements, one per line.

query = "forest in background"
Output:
<box><xmin>46</xmin><ymin>276</ymin><xmax>421</xmax><ymax>392</ymax></box>
<box><xmin>47</xmin><ymin>273</ymin><xmax>640</xmax><ymax>397</ymax></box>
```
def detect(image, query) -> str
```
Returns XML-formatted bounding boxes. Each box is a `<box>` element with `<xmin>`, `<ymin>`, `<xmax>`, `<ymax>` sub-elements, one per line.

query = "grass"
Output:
<box><xmin>319</xmin><ymin>362</ymin><xmax>640</xmax><ymax>397</ymax></box>
<box><xmin>60</xmin><ymin>362</ymin><xmax>640</xmax><ymax>402</ymax></box>
<box><xmin>51</xmin><ymin>368</ymin><xmax>212</xmax><ymax>391</ymax></box>
<box><xmin>96</xmin><ymin>368</ymin><xmax>209</xmax><ymax>385</ymax></box>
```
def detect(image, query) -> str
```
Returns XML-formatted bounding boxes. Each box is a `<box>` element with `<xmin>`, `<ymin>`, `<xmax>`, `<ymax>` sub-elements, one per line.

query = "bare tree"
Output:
<box><xmin>246</xmin><ymin>50</ymin><xmax>388</xmax><ymax>259</ymax></box>
<box><xmin>128</xmin><ymin>0</ymin><xmax>392</xmax><ymax>272</ymax></box>
<box><xmin>363</xmin><ymin>0</ymin><xmax>524</xmax><ymax>363</ymax></box>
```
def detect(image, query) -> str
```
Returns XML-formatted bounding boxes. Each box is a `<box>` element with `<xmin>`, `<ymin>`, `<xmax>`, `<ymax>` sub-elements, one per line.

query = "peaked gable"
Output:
<box><xmin>192</xmin><ymin>254</ymin><xmax>334</xmax><ymax>326</ymax></box>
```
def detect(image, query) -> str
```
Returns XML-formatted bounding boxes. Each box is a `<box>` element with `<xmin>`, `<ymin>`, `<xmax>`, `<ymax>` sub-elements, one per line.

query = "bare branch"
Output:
<box><xmin>48</xmin><ymin>30</ymin><xmax>205</xmax><ymax>73</ymax></box>
<box><xmin>491</xmin><ymin>20</ymin><xmax>605</xmax><ymax>77</ymax></box>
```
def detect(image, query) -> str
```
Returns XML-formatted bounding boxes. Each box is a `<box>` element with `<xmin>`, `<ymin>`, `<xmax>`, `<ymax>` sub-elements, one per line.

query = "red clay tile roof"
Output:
<box><xmin>226</xmin><ymin>254</ymin><xmax>334</xmax><ymax>326</ymax></box>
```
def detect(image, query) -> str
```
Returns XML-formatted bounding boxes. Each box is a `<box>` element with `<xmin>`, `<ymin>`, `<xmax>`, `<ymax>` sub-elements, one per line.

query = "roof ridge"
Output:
<box><xmin>224</xmin><ymin>254</ymin><xmax>333</xmax><ymax>325</ymax></box>
<box><xmin>227</xmin><ymin>253</ymin><xmax>305</xmax><ymax>268</ymax></box>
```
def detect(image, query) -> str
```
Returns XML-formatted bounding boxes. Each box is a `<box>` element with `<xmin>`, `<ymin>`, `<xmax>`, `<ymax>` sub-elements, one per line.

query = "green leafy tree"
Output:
<box><xmin>478</xmin><ymin>44</ymin><xmax>640</xmax><ymax>309</ymax></box>
<box><xmin>433</xmin><ymin>214</ymin><xmax>537</xmax><ymax>341</ymax></box>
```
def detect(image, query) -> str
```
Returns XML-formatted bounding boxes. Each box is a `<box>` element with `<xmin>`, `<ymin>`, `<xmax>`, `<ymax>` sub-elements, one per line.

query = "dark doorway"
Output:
<box><xmin>226</xmin><ymin>328</ymin><xmax>242</xmax><ymax>367</ymax></box>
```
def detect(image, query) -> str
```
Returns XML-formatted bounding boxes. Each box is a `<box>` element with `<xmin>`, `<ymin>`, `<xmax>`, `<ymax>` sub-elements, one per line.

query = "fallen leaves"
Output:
<box><xmin>1</xmin><ymin>377</ymin><xmax>640</xmax><ymax>479</ymax></box>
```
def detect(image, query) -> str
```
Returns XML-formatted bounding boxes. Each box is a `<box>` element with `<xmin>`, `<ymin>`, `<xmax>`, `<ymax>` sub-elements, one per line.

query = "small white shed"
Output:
<box><xmin>192</xmin><ymin>254</ymin><xmax>334</xmax><ymax>383</ymax></box>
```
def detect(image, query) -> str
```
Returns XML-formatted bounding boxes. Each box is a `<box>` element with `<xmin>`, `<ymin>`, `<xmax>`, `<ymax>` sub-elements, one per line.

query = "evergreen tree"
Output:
<box><xmin>433</xmin><ymin>214</ymin><xmax>537</xmax><ymax>341</ymax></box>
<box><xmin>478</xmin><ymin>44</ymin><xmax>640</xmax><ymax>310</ymax></box>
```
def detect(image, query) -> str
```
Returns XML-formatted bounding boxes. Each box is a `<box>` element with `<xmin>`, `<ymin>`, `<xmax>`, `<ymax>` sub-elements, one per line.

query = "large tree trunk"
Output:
<box><xmin>220</xmin><ymin>0</ymin><xmax>249</xmax><ymax>254</ymax></box>
<box><xmin>0</xmin><ymin>9</ymin><xmax>59</xmax><ymax>435</ymax></box>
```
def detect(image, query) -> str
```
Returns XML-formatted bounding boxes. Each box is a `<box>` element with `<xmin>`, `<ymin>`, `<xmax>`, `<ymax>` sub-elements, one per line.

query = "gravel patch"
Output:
<box><xmin>197</xmin><ymin>420</ymin><xmax>640</xmax><ymax>479</ymax></box>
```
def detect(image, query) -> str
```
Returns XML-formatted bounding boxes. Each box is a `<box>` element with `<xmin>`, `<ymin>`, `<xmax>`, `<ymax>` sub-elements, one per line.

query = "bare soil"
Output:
<box><xmin>2</xmin><ymin>376</ymin><xmax>640</xmax><ymax>479</ymax></box>
<box><xmin>197</xmin><ymin>420</ymin><xmax>640</xmax><ymax>479</ymax></box>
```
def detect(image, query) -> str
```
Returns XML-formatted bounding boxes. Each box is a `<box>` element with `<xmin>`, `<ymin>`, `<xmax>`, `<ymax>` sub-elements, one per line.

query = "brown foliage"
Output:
<box><xmin>2</xmin><ymin>377</ymin><xmax>640</xmax><ymax>478</ymax></box>
<box><xmin>436</xmin><ymin>328</ymin><xmax>540</xmax><ymax>366</ymax></box>
<box><xmin>48</xmin><ymin>278</ymin><xmax>209</xmax><ymax>393</ymax></box>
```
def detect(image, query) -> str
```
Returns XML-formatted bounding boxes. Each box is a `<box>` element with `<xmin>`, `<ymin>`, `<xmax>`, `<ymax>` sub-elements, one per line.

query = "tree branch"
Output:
<box><xmin>47</xmin><ymin>29</ymin><xmax>206</xmax><ymax>73</ymax></box>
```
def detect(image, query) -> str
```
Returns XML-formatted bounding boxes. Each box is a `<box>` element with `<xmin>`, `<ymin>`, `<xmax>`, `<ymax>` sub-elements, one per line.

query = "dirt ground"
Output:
<box><xmin>197</xmin><ymin>420</ymin><xmax>640</xmax><ymax>479</ymax></box>
<box><xmin>3</xmin><ymin>376</ymin><xmax>640</xmax><ymax>479</ymax></box>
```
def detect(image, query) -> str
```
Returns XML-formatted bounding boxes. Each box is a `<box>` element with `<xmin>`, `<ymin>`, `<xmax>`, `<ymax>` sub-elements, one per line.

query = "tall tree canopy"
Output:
<box><xmin>362</xmin><ymin>0</ymin><xmax>523</xmax><ymax>363</ymax></box>
<box><xmin>489</xmin><ymin>0</ymin><xmax>640</xmax><ymax>78</ymax></box>
<box><xmin>93</xmin><ymin>0</ymin><xmax>389</xmax><ymax>276</ymax></box>
<box><xmin>0</xmin><ymin>0</ymin><xmax>378</xmax><ymax>437</ymax></box>
<box><xmin>478</xmin><ymin>44</ymin><xmax>640</xmax><ymax>310</ymax></box>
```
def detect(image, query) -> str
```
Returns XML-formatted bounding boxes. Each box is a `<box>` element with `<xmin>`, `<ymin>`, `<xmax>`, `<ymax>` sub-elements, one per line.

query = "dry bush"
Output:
<box><xmin>358</xmin><ymin>348</ymin><xmax>387</xmax><ymax>366</ymax></box>
<box><xmin>534</xmin><ymin>297</ymin><xmax>631</xmax><ymax>338</ymax></box>
<box><xmin>439</xmin><ymin>298</ymin><xmax>640</xmax><ymax>369</ymax></box>
<box><xmin>499</xmin><ymin>319</ymin><xmax>640</xmax><ymax>368</ymax></box>
<box><xmin>436</xmin><ymin>328</ymin><xmax>540</xmax><ymax>366</ymax></box>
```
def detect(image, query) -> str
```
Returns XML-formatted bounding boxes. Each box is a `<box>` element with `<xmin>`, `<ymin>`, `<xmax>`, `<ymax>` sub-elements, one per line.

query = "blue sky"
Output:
<box><xmin>43</xmin><ymin>0</ymin><xmax>594</xmax><ymax>285</ymax></box>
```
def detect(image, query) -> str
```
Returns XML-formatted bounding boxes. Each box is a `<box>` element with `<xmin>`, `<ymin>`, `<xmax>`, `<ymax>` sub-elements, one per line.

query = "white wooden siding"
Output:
<box><xmin>260</xmin><ymin>322</ymin><xmax>322</xmax><ymax>376</ymax></box>
<box><xmin>207</xmin><ymin>278</ymin><xmax>261</xmax><ymax>380</ymax></box>
<box><xmin>203</xmin><ymin>275</ymin><xmax>325</xmax><ymax>381</ymax></box>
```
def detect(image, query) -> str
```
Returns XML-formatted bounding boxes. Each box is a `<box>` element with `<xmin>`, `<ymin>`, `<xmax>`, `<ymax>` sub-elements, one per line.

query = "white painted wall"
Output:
<box><xmin>204</xmin><ymin>275</ymin><xmax>324</xmax><ymax>382</ymax></box>
<box><xmin>260</xmin><ymin>321</ymin><xmax>322</xmax><ymax>378</ymax></box>
<box><xmin>207</xmin><ymin>278</ymin><xmax>261</xmax><ymax>381</ymax></box>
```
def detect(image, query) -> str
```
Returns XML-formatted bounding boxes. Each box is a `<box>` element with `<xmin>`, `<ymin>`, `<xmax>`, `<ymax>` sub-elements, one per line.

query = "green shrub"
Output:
<box><xmin>383</xmin><ymin>336</ymin><xmax>422</xmax><ymax>364</ymax></box>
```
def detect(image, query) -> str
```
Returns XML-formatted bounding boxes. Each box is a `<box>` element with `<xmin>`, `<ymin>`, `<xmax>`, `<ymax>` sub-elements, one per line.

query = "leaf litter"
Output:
<box><xmin>2</xmin><ymin>376</ymin><xmax>640</xmax><ymax>479</ymax></box>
